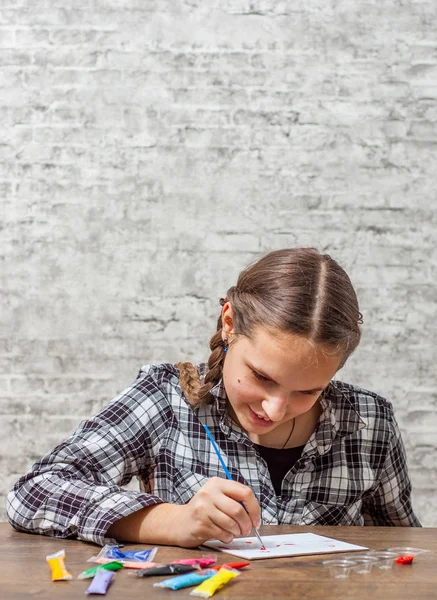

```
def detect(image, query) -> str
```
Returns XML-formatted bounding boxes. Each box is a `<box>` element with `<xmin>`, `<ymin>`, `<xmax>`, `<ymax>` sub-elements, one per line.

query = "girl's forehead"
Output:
<box><xmin>241</xmin><ymin>327</ymin><xmax>342</xmax><ymax>376</ymax></box>
<box><xmin>248</xmin><ymin>326</ymin><xmax>319</xmax><ymax>354</ymax></box>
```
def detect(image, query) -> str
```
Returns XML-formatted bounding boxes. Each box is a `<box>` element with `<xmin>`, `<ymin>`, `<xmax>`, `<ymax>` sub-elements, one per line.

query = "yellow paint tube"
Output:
<box><xmin>190</xmin><ymin>567</ymin><xmax>240</xmax><ymax>598</ymax></box>
<box><xmin>46</xmin><ymin>549</ymin><xmax>73</xmax><ymax>581</ymax></box>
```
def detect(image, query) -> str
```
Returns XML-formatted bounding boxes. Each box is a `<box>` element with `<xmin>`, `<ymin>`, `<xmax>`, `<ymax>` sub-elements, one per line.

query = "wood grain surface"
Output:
<box><xmin>1</xmin><ymin>523</ymin><xmax>435</xmax><ymax>599</ymax></box>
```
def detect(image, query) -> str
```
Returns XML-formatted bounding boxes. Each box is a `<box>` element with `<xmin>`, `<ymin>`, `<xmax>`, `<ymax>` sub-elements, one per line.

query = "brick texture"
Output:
<box><xmin>1</xmin><ymin>1</ymin><xmax>437</xmax><ymax>526</ymax></box>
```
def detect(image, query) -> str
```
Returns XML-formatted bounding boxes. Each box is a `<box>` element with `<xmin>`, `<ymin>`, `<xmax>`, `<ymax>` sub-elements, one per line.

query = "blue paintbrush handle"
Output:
<box><xmin>202</xmin><ymin>424</ymin><xmax>265</xmax><ymax>549</ymax></box>
<box><xmin>203</xmin><ymin>424</ymin><xmax>233</xmax><ymax>480</ymax></box>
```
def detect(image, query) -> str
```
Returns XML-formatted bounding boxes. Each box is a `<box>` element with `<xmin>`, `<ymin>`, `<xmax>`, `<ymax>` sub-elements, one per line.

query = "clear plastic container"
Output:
<box><xmin>386</xmin><ymin>546</ymin><xmax>430</xmax><ymax>557</ymax></box>
<box><xmin>350</xmin><ymin>557</ymin><xmax>379</xmax><ymax>574</ymax></box>
<box><xmin>321</xmin><ymin>558</ymin><xmax>357</xmax><ymax>578</ymax></box>
<box><xmin>366</xmin><ymin>550</ymin><xmax>398</xmax><ymax>569</ymax></box>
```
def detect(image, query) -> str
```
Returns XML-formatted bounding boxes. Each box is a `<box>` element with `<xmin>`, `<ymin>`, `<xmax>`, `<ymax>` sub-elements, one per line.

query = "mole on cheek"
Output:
<box><xmin>238</xmin><ymin>379</ymin><xmax>241</xmax><ymax>383</ymax></box>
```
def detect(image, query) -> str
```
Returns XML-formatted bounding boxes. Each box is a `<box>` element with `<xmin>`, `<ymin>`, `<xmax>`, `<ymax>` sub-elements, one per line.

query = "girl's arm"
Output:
<box><xmin>107</xmin><ymin>478</ymin><xmax>261</xmax><ymax>548</ymax></box>
<box><xmin>7</xmin><ymin>369</ymin><xmax>261</xmax><ymax>547</ymax></box>
<box><xmin>362</xmin><ymin>410</ymin><xmax>421</xmax><ymax>527</ymax></box>
<box><xmin>6</xmin><ymin>376</ymin><xmax>166</xmax><ymax>546</ymax></box>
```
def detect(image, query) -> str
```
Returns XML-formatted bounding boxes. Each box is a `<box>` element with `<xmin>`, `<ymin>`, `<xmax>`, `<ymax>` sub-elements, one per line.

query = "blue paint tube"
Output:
<box><xmin>153</xmin><ymin>569</ymin><xmax>217</xmax><ymax>590</ymax></box>
<box><xmin>94</xmin><ymin>544</ymin><xmax>157</xmax><ymax>562</ymax></box>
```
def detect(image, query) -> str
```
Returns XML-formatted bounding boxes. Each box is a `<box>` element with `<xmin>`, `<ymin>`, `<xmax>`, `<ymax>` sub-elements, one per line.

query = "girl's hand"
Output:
<box><xmin>170</xmin><ymin>477</ymin><xmax>261</xmax><ymax>548</ymax></box>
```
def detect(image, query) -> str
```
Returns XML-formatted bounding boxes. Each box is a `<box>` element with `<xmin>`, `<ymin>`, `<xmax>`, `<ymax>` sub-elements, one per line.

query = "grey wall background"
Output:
<box><xmin>1</xmin><ymin>1</ymin><xmax>437</xmax><ymax>526</ymax></box>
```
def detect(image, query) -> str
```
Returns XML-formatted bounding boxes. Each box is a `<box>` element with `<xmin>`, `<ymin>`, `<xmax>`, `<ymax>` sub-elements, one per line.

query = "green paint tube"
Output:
<box><xmin>78</xmin><ymin>561</ymin><xmax>124</xmax><ymax>580</ymax></box>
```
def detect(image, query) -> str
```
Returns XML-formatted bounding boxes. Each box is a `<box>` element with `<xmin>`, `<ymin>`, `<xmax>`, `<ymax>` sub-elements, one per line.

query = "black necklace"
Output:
<box><xmin>281</xmin><ymin>417</ymin><xmax>296</xmax><ymax>449</ymax></box>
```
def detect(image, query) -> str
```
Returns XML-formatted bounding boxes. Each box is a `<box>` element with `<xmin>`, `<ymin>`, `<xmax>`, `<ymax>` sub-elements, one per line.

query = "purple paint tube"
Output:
<box><xmin>85</xmin><ymin>569</ymin><xmax>115</xmax><ymax>595</ymax></box>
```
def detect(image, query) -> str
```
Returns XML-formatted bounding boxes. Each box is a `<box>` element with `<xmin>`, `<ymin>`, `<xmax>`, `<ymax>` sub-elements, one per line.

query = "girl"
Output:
<box><xmin>7</xmin><ymin>248</ymin><xmax>420</xmax><ymax>548</ymax></box>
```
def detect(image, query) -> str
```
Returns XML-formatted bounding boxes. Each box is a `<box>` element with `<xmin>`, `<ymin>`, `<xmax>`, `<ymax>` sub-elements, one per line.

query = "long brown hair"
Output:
<box><xmin>177</xmin><ymin>248</ymin><xmax>362</xmax><ymax>405</ymax></box>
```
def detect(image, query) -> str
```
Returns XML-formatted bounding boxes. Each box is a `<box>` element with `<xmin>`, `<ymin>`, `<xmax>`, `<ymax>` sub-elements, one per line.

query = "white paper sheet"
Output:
<box><xmin>203</xmin><ymin>532</ymin><xmax>367</xmax><ymax>560</ymax></box>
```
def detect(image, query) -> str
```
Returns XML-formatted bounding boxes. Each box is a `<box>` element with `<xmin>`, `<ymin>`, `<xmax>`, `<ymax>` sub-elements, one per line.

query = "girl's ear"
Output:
<box><xmin>221</xmin><ymin>302</ymin><xmax>235</xmax><ymax>336</ymax></box>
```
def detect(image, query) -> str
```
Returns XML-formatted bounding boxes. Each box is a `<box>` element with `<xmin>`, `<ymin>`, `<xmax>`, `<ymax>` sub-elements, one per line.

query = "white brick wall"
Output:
<box><xmin>1</xmin><ymin>1</ymin><xmax>437</xmax><ymax>526</ymax></box>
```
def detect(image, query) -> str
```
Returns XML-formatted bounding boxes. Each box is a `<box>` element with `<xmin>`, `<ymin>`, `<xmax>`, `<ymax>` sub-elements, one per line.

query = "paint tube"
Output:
<box><xmin>46</xmin><ymin>549</ymin><xmax>73</xmax><ymax>581</ymax></box>
<box><xmin>170</xmin><ymin>556</ymin><xmax>217</xmax><ymax>568</ymax></box>
<box><xmin>136</xmin><ymin>564</ymin><xmax>198</xmax><ymax>577</ymax></box>
<box><xmin>85</xmin><ymin>569</ymin><xmax>114</xmax><ymax>595</ymax></box>
<box><xmin>78</xmin><ymin>561</ymin><xmax>124</xmax><ymax>580</ymax></box>
<box><xmin>210</xmin><ymin>561</ymin><xmax>250</xmax><ymax>570</ymax></box>
<box><xmin>154</xmin><ymin>569</ymin><xmax>217</xmax><ymax>590</ymax></box>
<box><xmin>89</xmin><ymin>557</ymin><xmax>157</xmax><ymax>569</ymax></box>
<box><xmin>190</xmin><ymin>567</ymin><xmax>240</xmax><ymax>598</ymax></box>
<box><xmin>93</xmin><ymin>544</ymin><xmax>157</xmax><ymax>562</ymax></box>
<box><xmin>87</xmin><ymin>544</ymin><xmax>158</xmax><ymax>568</ymax></box>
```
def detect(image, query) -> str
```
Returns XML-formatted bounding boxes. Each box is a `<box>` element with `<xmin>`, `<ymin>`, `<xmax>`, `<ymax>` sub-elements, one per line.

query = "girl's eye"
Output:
<box><xmin>251</xmin><ymin>370</ymin><xmax>321</xmax><ymax>395</ymax></box>
<box><xmin>252</xmin><ymin>370</ymin><xmax>270</xmax><ymax>382</ymax></box>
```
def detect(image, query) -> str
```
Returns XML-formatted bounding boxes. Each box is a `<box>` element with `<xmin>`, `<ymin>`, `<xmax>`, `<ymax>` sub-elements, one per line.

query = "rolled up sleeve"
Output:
<box><xmin>7</xmin><ymin>376</ymin><xmax>167</xmax><ymax>545</ymax></box>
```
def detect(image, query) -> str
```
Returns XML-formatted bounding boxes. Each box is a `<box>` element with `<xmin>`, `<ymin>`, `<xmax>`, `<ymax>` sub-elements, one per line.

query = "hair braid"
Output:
<box><xmin>177</xmin><ymin>297</ymin><xmax>228</xmax><ymax>406</ymax></box>
<box><xmin>175</xmin><ymin>361</ymin><xmax>202</xmax><ymax>405</ymax></box>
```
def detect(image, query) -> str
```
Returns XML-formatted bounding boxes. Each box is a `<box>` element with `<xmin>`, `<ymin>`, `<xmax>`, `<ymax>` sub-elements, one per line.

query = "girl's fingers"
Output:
<box><xmin>236</xmin><ymin>490</ymin><xmax>261</xmax><ymax>529</ymax></box>
<box><xmin>195</xmin><ymin>478</ymin><xmax>261</xmax><ymax>540</ymax></box>
<box><xmin>212</xmin><ymin>494</ymin><xmax>253</xmax><ymax>537</ymax></box>
<box><xmin>203</xmin><ymin>516</ymin><xmax>235</xmax><ymax>544</ymax></box>
<box><xmin>212</xmin><ymin>479</ymin><xmax>261</xmax><ymax>530</ymax></box>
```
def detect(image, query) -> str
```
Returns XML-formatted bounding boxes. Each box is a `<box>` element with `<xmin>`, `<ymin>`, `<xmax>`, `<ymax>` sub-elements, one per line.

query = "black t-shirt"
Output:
<box><xmin>254</xmin><ymin>444</ymin><xmax>305</xmax><ymax>496</ymax></box>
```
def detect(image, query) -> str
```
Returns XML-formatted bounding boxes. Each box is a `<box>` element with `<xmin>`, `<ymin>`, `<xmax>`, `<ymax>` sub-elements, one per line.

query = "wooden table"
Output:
<box><xmin>1</xmin><ymin>523</ymin><xmax>435</xmax><ymax>599</ymax></box>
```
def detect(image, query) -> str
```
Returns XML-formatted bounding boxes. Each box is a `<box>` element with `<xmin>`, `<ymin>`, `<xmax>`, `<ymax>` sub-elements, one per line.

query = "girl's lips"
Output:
<box><xmin>248</xmin><ymin>406</ymin><xmax>274</xmax><ymax>428</ymax></box>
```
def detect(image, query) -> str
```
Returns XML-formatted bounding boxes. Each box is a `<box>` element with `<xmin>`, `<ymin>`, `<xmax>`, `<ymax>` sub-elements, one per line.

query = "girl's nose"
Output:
<box><xmin>261</xmin><ymin>394</ymin><xmax>289</xmax><ymax>422</ymax></box>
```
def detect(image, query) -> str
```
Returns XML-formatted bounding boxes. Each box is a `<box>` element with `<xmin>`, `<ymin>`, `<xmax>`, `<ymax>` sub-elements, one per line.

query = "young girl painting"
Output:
<box><xmin>7</xmin><ymin>248</ymin><xmax>420</xmax><ymax>548</ymax></box>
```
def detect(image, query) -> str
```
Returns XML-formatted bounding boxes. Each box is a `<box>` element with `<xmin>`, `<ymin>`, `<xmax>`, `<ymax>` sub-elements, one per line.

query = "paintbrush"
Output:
<box><xmin>203</xmin><ymin>424</ymin><xmax>266</xmax><ymax>550</ymax></box>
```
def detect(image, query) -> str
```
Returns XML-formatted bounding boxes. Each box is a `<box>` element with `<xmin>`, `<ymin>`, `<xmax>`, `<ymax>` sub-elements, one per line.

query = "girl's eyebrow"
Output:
<box><xmin>248</xmin><ymin>362</ymin><xmax>325</xmax><ymax>393</ymax></box>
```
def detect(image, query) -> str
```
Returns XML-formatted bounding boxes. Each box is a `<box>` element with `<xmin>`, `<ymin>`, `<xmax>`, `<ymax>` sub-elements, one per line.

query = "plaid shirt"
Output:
<box><xmin>7</xmin><ymin>362</ymin><xmax>421</xmax><ymax>546</ymax></box>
